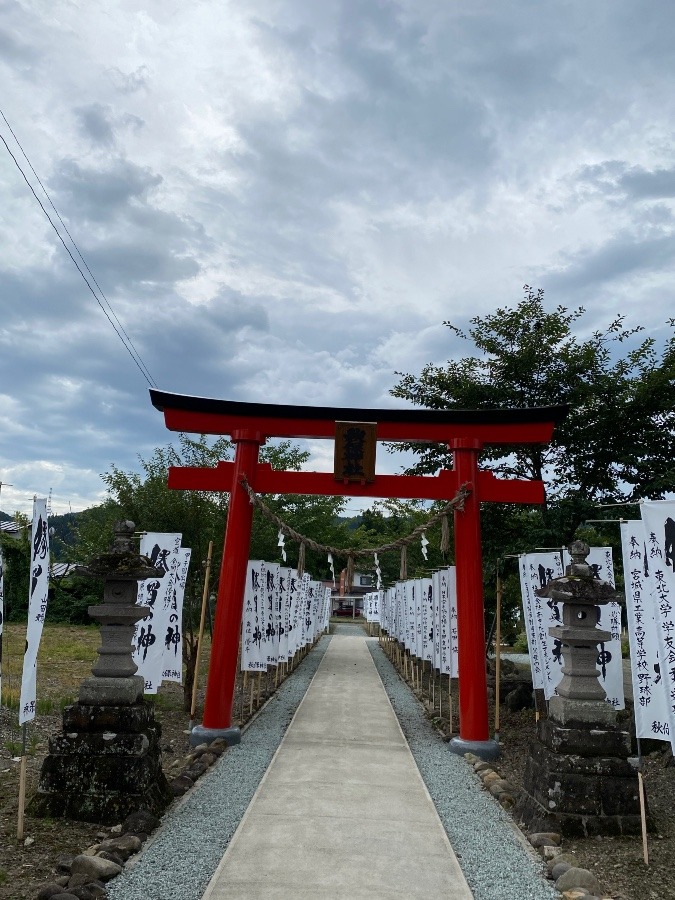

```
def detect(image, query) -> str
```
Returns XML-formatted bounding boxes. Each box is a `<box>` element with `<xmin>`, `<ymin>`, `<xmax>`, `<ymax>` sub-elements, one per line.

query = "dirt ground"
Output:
<box><xmin>389</xmin><ymin>645</ymin><xmax>675</xmax><ymax>900</ymax></box>
<box><xmin>0</xmin><ymin>623</ymin><xmax>284</xmax><ymax>900</ymax></box>
<box><xmin>2</xmin><ymin>625</ymin><xmax>673</xmax><ymax>900</ymax></box>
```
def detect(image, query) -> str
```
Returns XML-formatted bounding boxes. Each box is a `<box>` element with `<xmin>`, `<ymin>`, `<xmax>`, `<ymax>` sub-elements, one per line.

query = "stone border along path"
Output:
<box><xmin>106</xmin><ymin>626</ymin><xmax>558</xmax><ymax>900</ymax></box>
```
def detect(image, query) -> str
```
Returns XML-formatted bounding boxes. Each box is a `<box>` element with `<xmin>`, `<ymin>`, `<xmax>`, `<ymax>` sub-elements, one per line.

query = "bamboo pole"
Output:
<box><xmin>189</xmin><ymin>541</ymin><xmax>214</xmax><ymax>731</ymax></box>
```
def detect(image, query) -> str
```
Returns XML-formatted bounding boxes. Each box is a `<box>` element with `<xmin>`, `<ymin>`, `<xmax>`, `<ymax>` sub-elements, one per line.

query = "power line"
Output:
<box><xmin>0</xmin><ymin>112</ymin><xmax>157</xmax><ymax>388</ymax></box>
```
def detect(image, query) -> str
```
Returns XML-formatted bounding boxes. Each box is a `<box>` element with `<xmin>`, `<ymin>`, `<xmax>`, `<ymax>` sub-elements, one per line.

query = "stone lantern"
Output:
<box><xmin>515</xmin><ymin>541</ymin><xmax>644</xmax><ymax>836</ymax></box>
<box><xmin>30</xmin><ymin>522</ymin><xmax>173</xmax><ymax>823</ymax></box>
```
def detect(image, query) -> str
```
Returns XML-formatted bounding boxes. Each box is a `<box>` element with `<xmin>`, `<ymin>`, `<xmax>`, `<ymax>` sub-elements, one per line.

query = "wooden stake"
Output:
<box><xmin>17</xmin><ymin>724</ymin><xmax>27</xmax><ymax>840</ymax></box>
<box><xmin>495</xmin><ymin>568</ymin><xmax>502</xmax><ymax>740</ymax></box>
<box><xmin>189</xmin><ymin>540</ymin><xmax>214</xmax><ymax>730</ymax></box>
<box><xmin>448</xmin><ymin>677</ymin><xmax>453</xmax><ymax>736</ymax></box>
<box><xmin>638</xmin><ymin>770</ymin><xmax>649</xmax><ymax>865</ymax></box>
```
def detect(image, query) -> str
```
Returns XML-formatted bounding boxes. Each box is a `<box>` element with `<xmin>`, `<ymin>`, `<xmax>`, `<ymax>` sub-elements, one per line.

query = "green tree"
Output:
<box><xmin>0</xmin><ymin>515</ymin><xmax>31</xmax><ymax>622</ymax></box>
<box><xmin>77</xmin><ymin>435</ymin><xmax>353</xmax><ymax>707</ymax></box>
<box><xmin>390</xmin><ymin>287</ymin><xmax>675</xmax><ymax>506</ymax></box>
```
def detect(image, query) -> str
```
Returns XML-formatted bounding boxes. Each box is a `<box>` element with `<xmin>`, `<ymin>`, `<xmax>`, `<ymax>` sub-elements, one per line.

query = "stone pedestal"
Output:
<box><xmin>515</xmin><ymin>541</ymin><xmax>646</xmax><ymax>837</ymax></box>
<box><xmin>30</xmin><ymin>701</ymin><xmax>173</xmax><ymax>824</ymax></box>
<box><xmin>516</xmin><ymin>713</ymin><xmax>644</xmax><ymax>837</ymax></box>
<box><xmin>29</xmin><ymin>521</ymin><xmax>173</xmax><ymax>824</ymax></box>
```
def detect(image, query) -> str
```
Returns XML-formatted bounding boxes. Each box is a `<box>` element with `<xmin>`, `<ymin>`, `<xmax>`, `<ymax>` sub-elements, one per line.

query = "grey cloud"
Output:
<box><xmin>75</xmin><ymin>102</ymin><xmax>116</xmax><ymax>146</ymax></box>
<box><xmin>0</xmin><ymin>25</ymin><xmax>37</xmax><ymax>67</ymax></box>
<box><xmin>620</xmin><ymin>168</ymin><xmax>675</xmax><ymax>201</ymax></box>
<box><xmin>108</xmin><ymin>65</ymin><xmax>151</xmax><ymax>95</ymax></box>
<box><xmin>549</xmin><ymin>233</ymin><xmax>675</xmax><ymax>293</ymax></box>
<box><xmin>573</xmin><ymin>162</ymin><xmax>675</xmax><ymax>205</ymax></box>
<box><xmin>51</xmin><ymin>158</ymin><xmax>162</xmax><ymax>221</ymax></box>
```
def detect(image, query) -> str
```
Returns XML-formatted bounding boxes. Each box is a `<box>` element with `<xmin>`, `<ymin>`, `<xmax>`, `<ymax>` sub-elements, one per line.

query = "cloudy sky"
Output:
<box><xmin>1</xmin><ymin>0</ymin><xmax>674</xmax><ymax>517</ymax></box>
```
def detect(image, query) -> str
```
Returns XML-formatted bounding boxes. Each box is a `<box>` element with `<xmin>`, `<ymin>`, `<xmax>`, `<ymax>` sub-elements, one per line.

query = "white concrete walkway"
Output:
<box><xmin>202</xmin><ymin>633</ymin><xmax>473</xmax><ymax>900</ymax></box>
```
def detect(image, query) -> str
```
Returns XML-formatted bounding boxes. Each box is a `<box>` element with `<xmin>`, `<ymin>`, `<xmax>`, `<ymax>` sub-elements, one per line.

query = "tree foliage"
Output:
<box><xmin>390</xmin><ymin>286</ymin><xmax>675</xmax><ymax>504</ymax></box>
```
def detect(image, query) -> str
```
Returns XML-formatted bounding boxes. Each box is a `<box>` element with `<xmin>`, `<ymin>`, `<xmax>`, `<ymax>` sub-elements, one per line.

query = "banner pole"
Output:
<box><xmin>189</xmin><ymin>540</ymin><xmax>213</xmax><ymax>731</ymax></box>
<box><xmin>636</xmin><ymin>738</ymin><xmax>649</xmax><ymax>865</ymax></box>
<box><xmin>495</xmin><ymin>565</ymin><xmax>502</xmax><ymax>742</ymax></box>
<box><xmin>448</xmin><ymin>674</ymin><xmax>453</xmax><ymax>736</ymax></box>
<box><xmin>17</xmin><ymin>723</ymin><xmax>27</xmax><ymax>840</ymax></box>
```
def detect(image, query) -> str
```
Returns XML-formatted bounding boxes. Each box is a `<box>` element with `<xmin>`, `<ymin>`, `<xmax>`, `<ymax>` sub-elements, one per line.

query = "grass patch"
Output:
<box><xmin>1</xmin><ymin>623</ymin><xmax>101</xmax><ymax>705</ymax></box>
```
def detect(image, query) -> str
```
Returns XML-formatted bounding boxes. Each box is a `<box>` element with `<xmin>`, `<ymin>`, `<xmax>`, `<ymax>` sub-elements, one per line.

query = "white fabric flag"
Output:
<box><xmin>289</xmin><ymin>570</ymin><xmax>301</xmax><ymax>657</ymax></box>
<box><xmin>414</xmin><ymin>579</ymin><xmax>423</xmax><ymax>660</ymax></box>
<box><xmin>277</xmin><ymin>567</ymin><xmax>292</xmax><ymax>664</ymax></box>
<box><xmin>621</xmin><ymin>521</ymin><xmax>673</xmax><ymax>742</ymax></box>
<box><xmin>19</xmin><ymin>498</ymin><xmax>50</xmax><ymax>724</ymax></box>
<box><xmin>298</xmin><ymin>573</ymin><xmax>311</xmax><ymax>648</ymax></box>
<box><xmin>161</xmin><ymin>548</ymin><xmax>191</xmax><ymax>684</ymax></box>
<box><xmin>263</xmin><ymin>563</ymin><xmax>280</xmax><ymax>666</ymax></box>
<box><xmin>421</xmin><ymin>578</ymin><xmax>433</xmax><ymax>663</ymax></box>
<box><xmin>134</xmin><ymin>532</ymin><xmax>182</xmax><ymax>693</ymax></box>
<box><xmin>640</xmin><ymin>501</ymin><xmax>675</xmax><ymax>752</ymax></box>
<box><xmin>518</xmin><ymin>552</ymin><xmax>563</xmax><ymax>693</ymax></box>
<box><xmin>0</xmin><ymin>546</ymin><xmax>4</xmax><ymax>701</ymax></box>
<box><xmin>431</xmin><ymin>571</ymin><xmax>442</xmax><ymax>672</ymax></box>
<box><xmin>241</xmin><ymin>560</ymin><xmax>266</xmax><ymax>672</ymax></box>
<box><xmin>322</xmin><ymin>586</ymin><xmax>331</xmax><ymax>631</ymax></box>
<box><xmin>447</xmin><ymin>568</ymin><xmax>459</xmax><ymax>678</ymax></box>
<box><xmin>438</xmin><ymin>568</ymin><xmax>453</xmax><ymax>676</ymax></box>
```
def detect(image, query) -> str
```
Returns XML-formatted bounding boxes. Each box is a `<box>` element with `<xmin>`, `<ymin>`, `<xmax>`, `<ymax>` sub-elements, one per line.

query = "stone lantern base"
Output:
<box><xmin>29</xmin><ymin>700</ymin><xmax>173</xmax><ymax>825</ymax></box>
<box><xmin>515</xmin><ymin>707</ymin><xmax>647</xmax><ymax>837</ymax></box>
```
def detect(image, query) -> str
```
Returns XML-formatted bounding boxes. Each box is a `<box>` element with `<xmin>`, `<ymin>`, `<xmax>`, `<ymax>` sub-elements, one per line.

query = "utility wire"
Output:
<box><xmin>0</xmin><ymin>113</ymin><xmax>157</xmax><ymax>388</ymax></box>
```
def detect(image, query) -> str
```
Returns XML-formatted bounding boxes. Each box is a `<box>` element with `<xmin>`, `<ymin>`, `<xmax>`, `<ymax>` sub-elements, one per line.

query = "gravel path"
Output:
<box><xmin>108</xmin><ymin>628</ymin><xmax>556</xmax><ymax>900</ymax></box>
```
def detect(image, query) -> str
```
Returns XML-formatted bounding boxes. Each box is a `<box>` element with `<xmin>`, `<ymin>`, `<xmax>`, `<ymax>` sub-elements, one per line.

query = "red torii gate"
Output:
<box><xmin>150</xmin><ymin>389</ymin><xmax>567</xmax><ymax>759</ymax></box>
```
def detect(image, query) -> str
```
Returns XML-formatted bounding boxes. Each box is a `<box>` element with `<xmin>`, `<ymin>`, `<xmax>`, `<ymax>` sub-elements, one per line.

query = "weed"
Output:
<box><xmin>4</xmin><ymin>740</ymin><xmax>21</xmax><ymax>756</ymax></box>
<box><xmin>37</xmin><ymin>697</ymin><xmax>53</xmax><ymax>715</ymax></box>
<box><xmin>1</xmin><ymin>691</ymin><xmax>19</xmax><ymax>711</ymax></box>
<box><xmin>59</xmin><ymin>695</ymin><xmax>75</xmax><ymax>710</ymax></box>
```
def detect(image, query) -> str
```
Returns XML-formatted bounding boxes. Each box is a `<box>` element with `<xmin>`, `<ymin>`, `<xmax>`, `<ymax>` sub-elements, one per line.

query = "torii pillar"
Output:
<box><xmin>149</xmin><ymin>390</ymin><xmax>567</xmax><ymax>758</ymax></box>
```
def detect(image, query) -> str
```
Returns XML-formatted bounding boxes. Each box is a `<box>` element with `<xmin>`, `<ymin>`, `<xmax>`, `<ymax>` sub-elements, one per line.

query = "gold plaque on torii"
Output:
<box><xmin>334</xmin><ymin>421</ymin><xmax>377</xmax><ymax>483</ymax></box>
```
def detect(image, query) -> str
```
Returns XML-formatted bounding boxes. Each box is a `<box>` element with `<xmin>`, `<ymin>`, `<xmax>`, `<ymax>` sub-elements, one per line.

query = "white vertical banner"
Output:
<box><xmin>242</xmin><ymin>561</ymin><xmax>260</xmax><ymax>671</ymax></box>
<box><xmin>407</xmin><ymin>580</ymin><xmax>415</xmax><ymax>654</ymax></box>
<box><xmin>277</xmin><ymin>567</ymin><xmax>291</xmax><ymax>663</ymax></box>
<box><xmin>431</xmin><ymin>571</ymin><xmax>441</xmax><ymax>673</ymax></box>
<box><xmin>447</xmin><ymin>568</ymin><xmax>459</xmax><ymax>678</ymax></box>
<box><xmin>298</xmin><ymin>573</ymin><xmax>310</xmax><ymax>648</ymax></box>
<box><xmin>562</xmin><ymin>547</ymin><xmax>624</xmax><ymax>710</ymax></box>
<box><xmin>621</xmin><ymin>521</ymin><xmax>673</xmax><ymax>743</ymax></box>
<box><xmin>640</xmin><ymin>501</ymin><xmax>675</xmax><ymax>753</ymax></box>
<box><xmin>518</xmin><ymin>552</ymin><xmax>562</xmax><ymax>693</ymax></box>
<box><xmin>0</xmin><ymin>546</ymin><xmax>4</xmax><ymax>701</ymax></box>
<box><xmin>438</xmin><ymin>568</ymin><xmax>452</xmax><ymax>676</ymax></box>
<box><xmin>414</xmin><ymin>579</ymin><xmax>423</xmax><ymax>660</ymax></box>
<box><xmin>133</xmin><ymin>532</ymin><xmax>182</xmax><ymax>693</ymax></box>
<box><xmin>323</xmin><ymin>586</ymin><xmax>332</xmax><ymax>630</ymax></box>
<box><xmin>19</xmin><ymin>498</ymin><xmax>50</xmax><ymax>724</ymax></box>
<box><xmin>161</xmin><ymin>548</ymin><xmax>191</xmax><ymax>684</ymax></box>
<box><xmin>289</xmin><ymin>570</ymin><xmax>301</xmax><ymax>657</ymax></box>
<box><xmin>263</xmin><ymin>563</ymin><xmax>280</xmax><ymax>666</ymax></box>
<box><xmin>421</xmin><ymin>578</ymin><xmax>433</xmax><ymax>663</ymax></box>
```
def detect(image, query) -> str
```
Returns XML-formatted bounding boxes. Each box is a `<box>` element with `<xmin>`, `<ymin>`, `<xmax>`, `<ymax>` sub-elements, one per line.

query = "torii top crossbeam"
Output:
<box><xmin>150</xmin><ymin>389</ymin><xmax>567</xmax><ymax>758</ymax></box>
